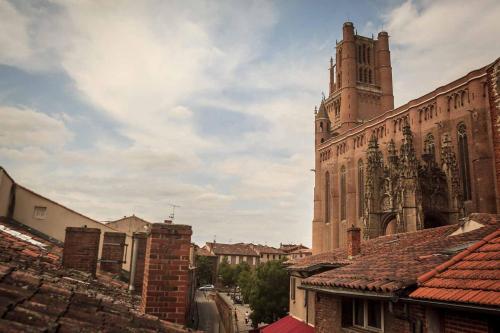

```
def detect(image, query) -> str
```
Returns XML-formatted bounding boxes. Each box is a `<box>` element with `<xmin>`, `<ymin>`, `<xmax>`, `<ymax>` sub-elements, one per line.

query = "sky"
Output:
<box><xmin>1</xmin><ymin>0</ymin><xmax>500</xmax><ymax>247</ymax></box>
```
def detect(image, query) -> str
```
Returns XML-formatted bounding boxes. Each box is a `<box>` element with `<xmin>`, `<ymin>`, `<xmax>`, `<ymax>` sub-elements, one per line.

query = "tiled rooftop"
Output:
<box><xmin>299</xmin><ymin>214</ymin><xmax>499</xmax><ymax>294</ymax></box>
<box><xmin>0</xmin><ymin>220</ymin><xmax>192</xmax><ymax>332</ymax></box>
<box><xmin>205</xmin><ymin>242</ymin><xmax>259</xmax><ymax>256</ymax></box>
<box><xmin>250</xmin><ymin>244</ymin><xmax>284</xmax><ymax>255</ymax></box>
<box><xmin>410</xmin><ymin>229</ymin><xmax>500</xmax><ymax>306</ymax></box>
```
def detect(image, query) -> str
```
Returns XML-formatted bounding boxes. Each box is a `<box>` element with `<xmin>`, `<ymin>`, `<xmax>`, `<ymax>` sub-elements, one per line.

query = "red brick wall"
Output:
<box><xmin>100</xmin><ymin>232</ymin><xmax>126</xmax><ymax>274</ymax></box>
<box><xmin>315</xmin><ymin>293</ymin><xmax>342</xmax><ymax>332</ymax></box>
<box><xmin>487</xmin><ymin>64</ymin><xmax>500</xmax><ymax>211</ymax></box>
<box><xmin>132</xmin><ymin>232</ymin><xmax>147</xmax><ymax>293</ymax></box>
<box><xmin>139</xmin><ymin>223</ymin><xmax>192</xmax><ymax>325</ymax></box>
<box><xmin>385</xmin><ymin>303</ymin><xmax>427</xmax><ymax>333</ymax></box>
<box><xmin>444</xmin><ymin>312</ymin><xmax>489</xmax><ymax>333</ymax></box>
<box><xmin>62</xmin><ymin>227</ymin><xmax>100</xmax><ymax>277</ymax></box>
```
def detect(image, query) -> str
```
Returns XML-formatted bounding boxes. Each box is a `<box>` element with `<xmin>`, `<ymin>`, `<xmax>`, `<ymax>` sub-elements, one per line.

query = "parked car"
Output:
<box><xmin>198</xmin><ymin>284</ymin><xmax>215</xmax><ymax>291</ymax></box>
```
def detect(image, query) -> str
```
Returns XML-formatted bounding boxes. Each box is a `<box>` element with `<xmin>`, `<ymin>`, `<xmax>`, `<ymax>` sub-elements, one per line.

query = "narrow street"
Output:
<box><xmin>195</xmin><ymin>291</ymin><xmax>224</xmax><ymax>333</ymax></box>
<box><xmin>218</xmin><ymin>292</ymin><xmax>254</xmax><ymax>332</ymax></box>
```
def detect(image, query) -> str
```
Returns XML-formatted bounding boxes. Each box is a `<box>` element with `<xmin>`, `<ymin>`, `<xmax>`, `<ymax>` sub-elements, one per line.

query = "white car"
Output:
<box><xmin>198</xmin><ymin>284</ymin><xmax>215</xmax><ymax>291</ymax></box>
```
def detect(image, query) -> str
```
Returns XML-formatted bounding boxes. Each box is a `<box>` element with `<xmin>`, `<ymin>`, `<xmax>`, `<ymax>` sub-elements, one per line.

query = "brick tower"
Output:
<box><xmin>325</xmin><ymin>22</ymin><xmax>394</xmax><ymax>134</ymax></box>
<box><xmin>313</xmin><ymin>22</ymin><xmax>394</xmax><ymax>254</ymax></box>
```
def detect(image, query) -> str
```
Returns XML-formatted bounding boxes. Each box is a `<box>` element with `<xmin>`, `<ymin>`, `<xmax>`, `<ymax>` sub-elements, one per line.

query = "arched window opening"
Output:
<box><xmin>461</xmin><ymin>91</ymin><xmax>465</xmax><ymax>106</ymax></box>
<box><xmin>458</xmin><ymin>123</ymin><xmax>472</xmax><ymax>200</ymax></box>
<box><xmin>319</xmin><ymin>122</ymin><xmax>323</xmax><ymax>132</ymax></box>
<box><xmin>325</xmin><ymin>172</ymin><xmax>331</xmax><ymax>222</ymax></box>
<box><xmin>362</xmin><ymin>44</ymin><xmax>367</xmax><ymax>63</ymax></box>
<box><xmin>358</xmin><ymin>45</ymin><xmax>362</xmax><ymax>63</ymax></box>
<box><xmin>369</xmin><ymin>70</ymin><xmax>372</xmax><ymax>84</ymax></box>
<box><xmin>359</xmin><ymin>68</ymin><xmax>363</xmax><ymax>82</ymax></box>
<box><xmin>358</xmin><ymin>160</ymin><xmax>364</xmax><ymax>217</ymax></box>
<box><xmin>367</xmin><ymin>47</ymin><xmax>371</xmax><ymax>64</ymax></box>
<box><xmin>340</xmin><ymin>166</ymin><xmax>347</xmax><ymax>221</ymax></box>
<box><xmin>425</xmin><ymin>133</ymin><xmax>435</xmax><ymax>156</ymax></box>
<box><xmin>454</xmin><ymin>94</ymin><xmax>458</xmax><ymax>109</ymax></box>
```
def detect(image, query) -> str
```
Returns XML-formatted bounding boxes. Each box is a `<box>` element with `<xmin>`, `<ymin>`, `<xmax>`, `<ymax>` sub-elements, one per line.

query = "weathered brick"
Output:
<box><xmin>139</xmin><ymin>223</ymin><xmax>192</xmax><ymax>325</ymax></box>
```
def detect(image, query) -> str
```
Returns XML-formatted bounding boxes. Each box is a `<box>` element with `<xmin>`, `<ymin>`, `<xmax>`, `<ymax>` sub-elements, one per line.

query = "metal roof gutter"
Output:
<box><xmin>299</xmin><ymin>285</ymin><xmax>398</xmax><ymax>301</ymax></box>
<box><xmin>399</xmin><ymin>297</ymin><xmax>500</xmax><ymax>315</ymax></box>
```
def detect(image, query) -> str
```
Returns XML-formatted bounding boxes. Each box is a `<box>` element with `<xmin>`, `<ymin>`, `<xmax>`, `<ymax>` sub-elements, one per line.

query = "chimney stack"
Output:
<box><xmin>140</xmin><ymin>223</ymin><xmax>192</xmax><ymax>324</ymax></box>
<box><xmin>62</xmin><ymin>227</ymin><xmax>101</xmax><ymax>277</ymax></box>
<box><xmin>100</xmin><ymin>232</ymin><xmax>126</xmax><ymax>274</ymax></box>
<box><xmin>347</xmin><ymin>225</ymin><xmax>361</xmax><ymax>258</ymax></box>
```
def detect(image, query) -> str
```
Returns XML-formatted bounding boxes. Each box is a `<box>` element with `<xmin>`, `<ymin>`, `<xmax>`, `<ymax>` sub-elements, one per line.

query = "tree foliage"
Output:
<box><xmin>248</xmin><ymin>260</ymin><xmax>289</xmax><ymax>326</ymax></box>
<box><xmin>218</xmin><ymin>257</ymin><xmax>237</xmax><ymax>286</ymax></box>
<box><xmin>195</xmin><ymin>255</ymin><xmax>215</xmax><ymax>286</ymax></box>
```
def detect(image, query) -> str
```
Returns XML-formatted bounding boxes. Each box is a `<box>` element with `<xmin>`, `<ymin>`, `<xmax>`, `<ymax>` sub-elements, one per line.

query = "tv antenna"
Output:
<box><xmin>168</xmin><ymin>203</ymin><xmax>180</xmax><ymax>220</ymax></box>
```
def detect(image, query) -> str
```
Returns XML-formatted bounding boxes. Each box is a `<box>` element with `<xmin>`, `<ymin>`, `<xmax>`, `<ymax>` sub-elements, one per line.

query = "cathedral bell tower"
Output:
<box><xmin>326</xmin><ymin>22</ymin><xmax>394</xmax><ymax>135</ymax></box>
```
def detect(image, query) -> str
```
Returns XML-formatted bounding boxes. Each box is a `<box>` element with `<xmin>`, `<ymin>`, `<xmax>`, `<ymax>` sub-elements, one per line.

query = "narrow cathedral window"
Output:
<box><xmin>340</xmin><ymin>166</ymin><xmax>347</xmax><ymax>221</ymax></box>
<box><xmin>325</xmin><ymin>172</ymin><xmax>331</xmax><ymax>222</ymax></box>
<box><xmin>367</xmin><ymin>47</ymin><xmax>371</xmax><ymax>64</ymax></box>
<box><xmin>358</xmin><ymin>160</ymin><xmax>364</xmax><ymax>217</ymax></box>
<box><xmin>457</xmin><ymin>123</ymin><xmax>472</xmax><ymax>200</ymax></box>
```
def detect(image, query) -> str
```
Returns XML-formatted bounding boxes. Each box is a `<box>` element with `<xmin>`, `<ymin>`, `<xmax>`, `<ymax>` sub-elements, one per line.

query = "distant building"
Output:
<box><xmin>250</xmin><ymin>244</ymin><xmax>286</xmax><ymax>263</ymax></box>
<box><xmin>104</xmin><ymin>215</ymin><xmax>152</xmax><ymax>235</ymax></box>
<box><xmin>280</xmin><ymin>243</ymin><xmax>312</xmax><ymax>260</ymax></box>
<box><xmin>205</xmin><ymin>242</ymin><xmax>260</xmax><ymax>267</ymax></box>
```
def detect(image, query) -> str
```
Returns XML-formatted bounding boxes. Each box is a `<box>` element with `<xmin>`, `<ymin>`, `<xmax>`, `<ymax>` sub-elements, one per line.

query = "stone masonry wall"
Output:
<box><xmin>100</xmin><ymin>232</ymin><xmax>126</xmax><ymax>274</ymax></box>
<box><xmin>139</xmin><ymin>223</ymin><xmax>192</xmax><ymax>325</ymax></box>
<box><xmin>62</xmin><ymin>227</ymin><xmax>100</xmax><ymax>277</ymax></box>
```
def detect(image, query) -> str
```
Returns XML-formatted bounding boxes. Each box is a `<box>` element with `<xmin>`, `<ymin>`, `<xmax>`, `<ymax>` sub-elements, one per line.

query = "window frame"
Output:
<box><xmin>33</xmin><ymin>206</ymin><xmax>47</xmax><ymax>220</ymax></box>
<box><xmin>352</xmin><ymin>299</ymin><xmax>384</xmax><ymax>332</ymax></box>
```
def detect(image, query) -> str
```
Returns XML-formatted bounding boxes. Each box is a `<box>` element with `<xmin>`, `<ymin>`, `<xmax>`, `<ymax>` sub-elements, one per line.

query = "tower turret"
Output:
<box><xmin>315</xmin><ymin>99</ymin><xmax>330</xmax><ymax>145</ymax></box>
<box><xmin>339</xmin><ymin>22</ymin><xmax>359</xmax><ymax>130</ymax></box>
<box><xmin>376</xmin><ymin>31</ymin><xmax>394</xmax><ymax>111</ymax></box>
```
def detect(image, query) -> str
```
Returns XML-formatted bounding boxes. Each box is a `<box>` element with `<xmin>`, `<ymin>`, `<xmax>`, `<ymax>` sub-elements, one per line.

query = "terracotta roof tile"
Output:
<box><xmin>300</xmin><ymin>214</ymin><xmax>499</xmax><ymax>294</ymax></box>
<box><xmin>205</xmin><ymin>242</ymin><xmax>259</xmax><ymax>256</ymax></box>
<box><xmin>0</xmin><ymin>220</ymin><xmax>195</xmax><ymax>332</ymax></box>
<box><xmin>410</xmin><ymin>228</ymin><xmax>500</xmax><ymax>306</ymax></box>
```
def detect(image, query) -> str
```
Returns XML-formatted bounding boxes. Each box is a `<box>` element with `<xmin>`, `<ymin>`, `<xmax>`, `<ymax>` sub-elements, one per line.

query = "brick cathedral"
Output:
<box><xmin>312</xmin><ymin>22</ymin><xmax>500</xmax><ymax>254</ymax></box>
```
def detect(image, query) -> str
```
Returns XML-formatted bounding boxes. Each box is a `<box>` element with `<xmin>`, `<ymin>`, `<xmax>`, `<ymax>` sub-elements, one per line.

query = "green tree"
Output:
<box><xmin>237</xmin><ymin>269</ymin><xmax>254</xmax><ymax>303</ymax></box>
<box><xmin>195</xmin><ymin>255</ymin><xmax>215</xmax><ymax>286</ymax></box>
<box><xmin>248</xmin><ymin>260</ymin><xmax>289</xmax><ymax>326</ymax></box>
<box><xmin>218</xmin><ymin>257</ymin><xmax>237</xmax><ymax>287</ymax></box>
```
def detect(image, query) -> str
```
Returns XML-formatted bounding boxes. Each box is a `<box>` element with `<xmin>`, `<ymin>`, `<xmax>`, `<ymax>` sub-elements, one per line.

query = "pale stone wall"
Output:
<box><xmin>12</xmin><ymin>185</ymin><xmax>132</xmax><ymax>271</ymax></box>
<box><xmin>289</xmin><ymin>276</ymin><xmax>315</xmax><ymax>326</ymax></box>
<box><xmin>0</xmin><ymin>169</ymin><xmax>14</xmax><ymax>217</ymax></box>
<box><xmin>105</xmin><ymin>215</ymin><xmax>150</xmax><ymax>235</ymax></box>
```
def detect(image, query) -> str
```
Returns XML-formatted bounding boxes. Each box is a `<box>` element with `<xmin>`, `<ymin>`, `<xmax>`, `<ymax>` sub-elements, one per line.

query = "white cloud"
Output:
<box><xmin>383</xmin><ymin>0</ymin><xmax>500</xmax><ymax>106</ymax></box>
<box><xmin>0</xmin><ymin>106</ymin><xmax>73</xmax><ymax>148</ymax></box>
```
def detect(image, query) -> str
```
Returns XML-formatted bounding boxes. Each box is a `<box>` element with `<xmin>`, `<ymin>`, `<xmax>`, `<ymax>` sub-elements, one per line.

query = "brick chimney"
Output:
<box><xmin>62</xmin><ymin>227</ymin><xmax>101</xmax><ymax>277</ymax></box>
<box><xmin>140</xmin><ymin>223</ymin><xmax>192</xmax><ymax>324</ymax></box>
<box><xmin>347</xmin><ymin>225</ymin><xmax>361</xmax><ymax>259</ymax></box>
<box><xmin>100</xmin><ymin>232</ymin><xmax>126</xmax><ymax>274</ymax></box>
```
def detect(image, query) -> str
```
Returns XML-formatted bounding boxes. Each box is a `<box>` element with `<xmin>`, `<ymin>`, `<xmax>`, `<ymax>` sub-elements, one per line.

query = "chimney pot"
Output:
<box><xmin>347</xmin><ymin>225</ymin><xmax>361</xmax><ymax>258</ymax></box>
